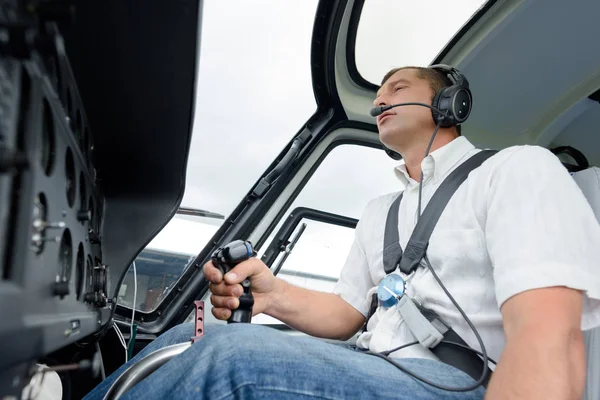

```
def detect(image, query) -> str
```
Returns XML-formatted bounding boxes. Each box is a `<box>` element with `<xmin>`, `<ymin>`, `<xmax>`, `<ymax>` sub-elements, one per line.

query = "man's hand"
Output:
<box><xmin>204</xmin><ymin>256</ymin><xmax>364</xmax><ymax>340</ymax></box>
<box><xmin>485</xmin><ymin>286</ymin><xmax>586</xmax><ymax>400</ymax></box>
<box><xmin>204</xmin><ymin>258</ymin><xmax>281</xmax><ymax>321</ymax></box>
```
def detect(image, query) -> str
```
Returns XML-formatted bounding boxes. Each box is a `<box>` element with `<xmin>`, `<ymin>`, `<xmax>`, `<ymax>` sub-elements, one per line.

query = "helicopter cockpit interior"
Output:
<box><xmin>2</xmin><ymin>0</ymin><xmax>600</xmax><ymax>399</ymax></box>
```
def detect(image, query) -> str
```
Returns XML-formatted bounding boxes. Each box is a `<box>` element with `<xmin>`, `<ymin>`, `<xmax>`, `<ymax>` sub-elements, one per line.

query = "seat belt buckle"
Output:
<box><xmin>377</xmin><ymin>274</ymin><xmax>406</xmax><ymax>308</ymax></box>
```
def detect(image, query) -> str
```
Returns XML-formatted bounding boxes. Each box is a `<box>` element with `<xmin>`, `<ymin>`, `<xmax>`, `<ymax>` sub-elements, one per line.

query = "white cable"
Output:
<box><xmin>130</xmin><ymin>262</ymin><xmax>137</xmax><ymax>336</ymax></box>
<box><xmin>113</xmin><ymin>323</ymin><xmax>126</xmax><ymax>347</ymax></box>
<box><xmin>112</xmin><ymin>262</ymin><xmax>137</xmax><ymax>364</ymax></box>
<box><xmin>113</xmin><ymin>323</ymin><xmax>127</xmax><ymax>361</ymax></box>
<box><xmin>128</xmin><ymin>261</ymin><xmax>138</xmax><ymax>361</ymax></box>
<box><xmin>94</xmin><ymin>342</ymin><xmax>106</xmax><ymax>380</ymax></box>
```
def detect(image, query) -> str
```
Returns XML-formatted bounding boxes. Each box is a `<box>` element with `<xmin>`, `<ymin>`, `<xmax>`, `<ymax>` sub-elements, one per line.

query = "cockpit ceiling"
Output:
<box><xmin>336</xmin><ymin>0</ymin><xmax>600</xmax><ymax>166</ymax></box>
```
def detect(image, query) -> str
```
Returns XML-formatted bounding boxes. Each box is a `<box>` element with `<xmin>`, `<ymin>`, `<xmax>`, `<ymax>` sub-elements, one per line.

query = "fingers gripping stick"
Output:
<box><xmin>211</xmin><ymin>240</ymin><xmax>257</xmax><ymax>323</ymax></box>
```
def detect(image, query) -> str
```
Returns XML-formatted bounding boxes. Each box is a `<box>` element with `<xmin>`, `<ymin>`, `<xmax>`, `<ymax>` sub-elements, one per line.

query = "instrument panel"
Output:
<box><xmin>0</xmin><ymin>2</ymin><xmax>110</xmax><ymax>380</ymax></box>
<box><xmin>1</xmin><ymin>0</ymin><xmax>201</xmax><ymax>395</ymax></box>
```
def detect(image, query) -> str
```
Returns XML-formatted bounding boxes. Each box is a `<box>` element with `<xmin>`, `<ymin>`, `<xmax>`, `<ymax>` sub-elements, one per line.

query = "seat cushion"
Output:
<box><xmin>572</xmin><ymin>168</ymin><xmax>600</xmax><ymax>221</ymax></box>
<box><xmin>571</xmin><ymin>167</ymin><xmax>600</xmax><ymax>400</ymax></box>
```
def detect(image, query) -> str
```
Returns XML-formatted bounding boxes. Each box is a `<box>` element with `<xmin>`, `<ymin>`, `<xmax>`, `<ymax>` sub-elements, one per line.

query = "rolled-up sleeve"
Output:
<box><xmin>485</xmin><ymin>145</ymin><xmax>600</xmax><ymax>329</ymax></box>
<box><xmin>332</xmin><ymin>207</ymin><xmax>376</xmax><ymax>317</ymax></box>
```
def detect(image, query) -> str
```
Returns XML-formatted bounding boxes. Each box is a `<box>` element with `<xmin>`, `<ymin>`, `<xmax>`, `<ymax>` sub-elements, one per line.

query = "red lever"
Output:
<box><xmin>191</xmin><ymin>300</ymin><xmax>205</xmax><ymax>343</ymax></box>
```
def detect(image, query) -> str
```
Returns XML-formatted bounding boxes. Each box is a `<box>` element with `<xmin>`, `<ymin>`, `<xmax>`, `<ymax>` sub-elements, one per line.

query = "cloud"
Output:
<box><xmin>285</xmin><ymin>145</ymin><xmax>402</xmax><ymax>219</ymax></box>
<box><xmin>180</xmin><ymin>0</ymin><xmax>484</xmax><ymax>217</ymax></box>
<box><xmin>153</xmin><ymin>0</ymin><xmax>407</xmax><ymax>268</ymax></box>
<box><xmin>181</xmin><ymin>0</ymin><xmax>319</xmax><ymax>215</ymax></box>
<box><xmin>355</xmin><ymin>0</ymin><xmax>488</xmax><ymax>83</ymax></box>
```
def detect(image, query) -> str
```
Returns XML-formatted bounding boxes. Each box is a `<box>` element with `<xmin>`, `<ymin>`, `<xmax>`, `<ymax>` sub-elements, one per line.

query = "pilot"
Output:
<box><xmin>84</xmin><ymin>66</ymin><xmax>600</xmax><ymax>399</ymax></box>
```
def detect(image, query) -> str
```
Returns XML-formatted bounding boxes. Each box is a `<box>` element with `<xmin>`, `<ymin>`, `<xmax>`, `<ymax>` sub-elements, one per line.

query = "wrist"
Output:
<box><xmin>264</xmin><ymin>277</ymin><xmax>288</xmax><ymax>318</ymax></box>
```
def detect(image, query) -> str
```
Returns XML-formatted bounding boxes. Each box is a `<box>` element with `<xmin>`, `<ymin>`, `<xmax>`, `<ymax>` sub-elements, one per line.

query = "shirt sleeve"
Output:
<box><xmin>485</xmin><ymin>145</ymin><xmax>600</xmax><ymax>330</ymax></box>
<box><xmin>332</xmin><ymin>204</ymin><xmax>376</xmax><ymax>318</ymax></box>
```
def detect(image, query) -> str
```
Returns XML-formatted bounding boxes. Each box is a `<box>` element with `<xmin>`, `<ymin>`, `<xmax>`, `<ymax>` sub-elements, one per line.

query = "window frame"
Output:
<box><xmin>248</xmin><ymin>124</ymin><xmax>389</xmax><ymax>252</ymax></box>
<box><xmin>345</xmin><ymin>0</ymin><xmax>499</xmax><ymax>91</ymax></box>
<box><xmin>260</xmin><ymin>206</ymin><xmax>358</xmax><ymax>271</ymax></box>
<box><xmin>255</xmin><ymin>207</ymin><xmax>358</xmax><ymax>331</ymax></box>
<box><xmin>112</xmin><ymin>0</ymin><xmax>350</xmax><ymax>334</ymax></box>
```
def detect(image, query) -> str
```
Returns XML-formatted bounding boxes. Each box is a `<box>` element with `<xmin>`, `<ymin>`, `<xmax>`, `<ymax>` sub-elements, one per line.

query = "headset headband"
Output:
<box><xmin>429</xmin><ymin>64</ymin><xmax>469</xmax><ymax>89</ymax></box>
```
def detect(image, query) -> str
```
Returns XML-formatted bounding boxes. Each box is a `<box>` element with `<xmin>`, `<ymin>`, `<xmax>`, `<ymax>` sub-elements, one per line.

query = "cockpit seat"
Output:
<box><xmin>570</xmin><ymin>166</ymin><xmax>600</xmax><ymax>400</ymax></box>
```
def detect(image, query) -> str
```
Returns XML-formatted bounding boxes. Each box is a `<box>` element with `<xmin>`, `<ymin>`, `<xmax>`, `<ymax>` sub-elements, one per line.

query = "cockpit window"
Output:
<box><xmin>118</xmin><ymin>0</ymin><xmax>319</xmax><ymax>314</ymax></box>
<box><xmin>354</xmin><ymin>0</ymin><xmax>488</xmax><ymax>85</ymax></box>
<box><xmin>181</xmin><ymin>0</ymin><xmax>318</xmax><ymax>219</ymax></box>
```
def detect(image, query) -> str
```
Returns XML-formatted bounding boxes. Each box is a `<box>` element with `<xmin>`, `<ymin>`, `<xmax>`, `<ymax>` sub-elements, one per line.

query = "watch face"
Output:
<box><xmin>377</xmin><ymin>274</ymin><xmax>406</xmax><ymax>308</ymax></box>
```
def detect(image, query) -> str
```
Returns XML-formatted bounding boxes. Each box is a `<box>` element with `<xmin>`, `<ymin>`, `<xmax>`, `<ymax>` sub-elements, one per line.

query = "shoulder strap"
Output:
<box><xmin>399</xmin><ymin>149</ymin><xmax>497</xmax><ymax>274</ymax></box>
<box><xmin>383</xmin><ymin>150</ymin><xmax>498</xmax><ymax>276</ymax></box>
<box><xmin>382</xmin><ymin>192</ymin><xmax>404</xmax><ymax>274</ymax></box>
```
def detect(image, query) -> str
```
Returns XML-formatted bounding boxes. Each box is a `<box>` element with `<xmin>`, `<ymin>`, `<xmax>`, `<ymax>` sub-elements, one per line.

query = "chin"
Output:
<box><xmin>379</xmin><ymin>127</ymin><xmax>404</xmax><ymax>151</ymax></box>
<box><xmin>378</xmin><ymin>126</ymin><xmax>394</xmax><ymax>141</ymax></box>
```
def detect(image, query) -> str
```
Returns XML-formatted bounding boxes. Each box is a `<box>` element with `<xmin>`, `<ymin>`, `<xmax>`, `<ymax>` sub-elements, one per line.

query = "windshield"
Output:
<box><xmin>118</xmin><ymin>214</ymin><xmax>220</xmax><ymax>312</ymax></box>
<box><xmin>355</xmin><ymin>0</ymin><xmax>488</xmax><ymax>85</ymax></box>
<box><xmin>118</xmin><ymin>0</ymin><xmax>319</xmax><ymax>313</ymax></box>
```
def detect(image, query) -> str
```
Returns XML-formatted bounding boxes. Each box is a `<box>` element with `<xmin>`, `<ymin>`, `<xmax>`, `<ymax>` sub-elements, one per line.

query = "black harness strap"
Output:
<box><xmin>416</xmin><ymin>302</ymin><xmax>493</xmax><ymax>388</ymax></box>
<box><xmin>383</xmin><ymin>192</ymin><xmax>404</xmax><ymax>274</ymax></box>
<box><xmin>375</xmin><ymin>149</ymin><xmax>498</xmax><ymax>387</ymax></box>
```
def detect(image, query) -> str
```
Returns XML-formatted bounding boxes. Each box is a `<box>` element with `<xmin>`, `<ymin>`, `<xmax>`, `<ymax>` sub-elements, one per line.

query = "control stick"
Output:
<box><xmin>211</xmin><ymin>240</ymin><xmax>257</xmax><ymax>323</ymax></box>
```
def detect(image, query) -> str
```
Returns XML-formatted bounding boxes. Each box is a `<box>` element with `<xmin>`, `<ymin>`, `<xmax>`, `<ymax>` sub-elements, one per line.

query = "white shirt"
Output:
<box><xmin>333</xmin><ymin>136</ymin><xmax>600</xmax><ymax>364</ymax></box>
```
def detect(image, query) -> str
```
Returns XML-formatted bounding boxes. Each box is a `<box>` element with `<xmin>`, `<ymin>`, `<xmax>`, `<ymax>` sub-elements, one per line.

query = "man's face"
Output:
<box><xmin>373</xmin><ymin>68</ymin><xmax>436</xmax><ymax>150</ymax></box>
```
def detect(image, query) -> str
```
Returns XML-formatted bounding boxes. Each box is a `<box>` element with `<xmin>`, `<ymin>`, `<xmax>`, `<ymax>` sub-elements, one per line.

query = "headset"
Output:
<box><xmin>373</xmin><ymin>64</ymin><xmax>472</xmax><ymax>160</ymax></box>
<box><xmin>429</xmin><ymin>64</ymin><xmax>472</xmax><ymax>127</ymax></box>
<box><xmin>366</xmin><ymin>65</ymin><xmax>492</xmax><ymax>392</ymax></box>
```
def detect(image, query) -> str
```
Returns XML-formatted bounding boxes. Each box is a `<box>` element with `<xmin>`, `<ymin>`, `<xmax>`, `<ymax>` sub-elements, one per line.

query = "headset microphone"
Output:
<box><xmin>372</xmin><ymin>64</ymin><xmax>472</xmax><ymax>128</ymax></box>
<box><xmin>370</xmin><ymin>105</ymin><xmax>392</xmax><ymax>117</ymax></box>
<box><xmin>370</xmin><ymin>102</ymin><xmax>450</xmax><ymax>119</ymax></box>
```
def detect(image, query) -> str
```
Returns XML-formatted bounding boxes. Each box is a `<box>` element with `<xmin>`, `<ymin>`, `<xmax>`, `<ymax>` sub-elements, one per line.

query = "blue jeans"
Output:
<box><xmin>84</xmin><ymin>323</ymin><xmax>485</xmax><ymax>399</ymax></box>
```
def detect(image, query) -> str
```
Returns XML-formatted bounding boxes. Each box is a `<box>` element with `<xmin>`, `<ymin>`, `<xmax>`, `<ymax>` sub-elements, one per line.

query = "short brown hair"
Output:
<box><xmin>380</xmin><ymin>66</ymin><xmax>461</xmax><ymax>135</ymax></box>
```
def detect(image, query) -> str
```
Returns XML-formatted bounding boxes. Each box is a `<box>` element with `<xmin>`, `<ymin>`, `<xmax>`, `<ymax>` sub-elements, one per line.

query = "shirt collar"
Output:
<box><xmin>393</xmin><ymin>136</ymin><xmax>477</xmax><ymax>187</ymax></box>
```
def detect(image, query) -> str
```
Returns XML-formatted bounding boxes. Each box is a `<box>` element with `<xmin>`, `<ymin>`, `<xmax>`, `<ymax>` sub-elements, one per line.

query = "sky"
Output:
<box><xmin>179</xmin><ymin>0</ymin><xmax>319</xmax><ymax>215</ymax></box>
<box><xmin>178</xmin><ymin>0</ymin><xmax>486</xmax><ymax>216</ymax></box>
<box><xmin>355</xmin><ymin>0</ymin><xmax>487</xmax><ymax>84</ymax></box>
<box><xmin>137</xmin><ymin>0</ymin><xmax>489</xmax><ymax>315</ymax></box>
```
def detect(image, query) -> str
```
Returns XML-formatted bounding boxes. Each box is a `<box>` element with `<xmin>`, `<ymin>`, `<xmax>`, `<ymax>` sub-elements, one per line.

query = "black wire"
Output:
<box><xmin>380</xmin><ymin>340</ymin><xmax>420</xmax><ymax>356</ymax></box>
<box><xmin>376</xmin><ymin>102</ymin><xmax>445</xmax><ymax>219</ymax></box>
<box><xmin>406</xmin><ymin>123</ymin><xmax>491</xmax><ymax>390</ymax></box>
<box><xmin>364</xmin><ymin>349</ymin><xmax>465</xmax><ymax>388</ymax></box>
<box><xmin>360</xmin><ymin>118</ymin><xmax>491</xmax><ymax>391</ymax></box>
<box><xmin>417</xmin><ymin>119</ymin><xmax>443</xmax><ymax>217</ymax></box>
<box><xmin>377</xmin><ymin>340</ymin><xmax>497</xmax><ymax>365</ymax></box>
<box><xmin>378</xmin><ymin>102</ymin><xmax>450</xmax><ymax>121</ymax></box>
<box><xmin>422</xmin><ymin>253</ymin><xmax>490</xmax><ymax>390</ymax></box>
<box><xmin>361</xmin><ymin>282</ymin><xmax>490</xmax><ymax>391</ymax></box>
<box><xmin>360</xmin><ymin>339</ymin><xmax>496</xmax><ymax>392</ymax></box>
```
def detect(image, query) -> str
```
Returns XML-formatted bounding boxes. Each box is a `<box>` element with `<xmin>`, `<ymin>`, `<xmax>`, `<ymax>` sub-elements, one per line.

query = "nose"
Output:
<box><xmin>373</xmin><ymin>92</ymin><xmax>388</xmax><ymax>107</ymax></box>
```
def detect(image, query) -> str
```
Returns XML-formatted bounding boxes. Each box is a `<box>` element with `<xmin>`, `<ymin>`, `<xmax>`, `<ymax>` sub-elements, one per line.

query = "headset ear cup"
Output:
<box><xmin>451</xmin><ymin>87</ymin><xmax>472</xmax><ymax>124</ymax></box>
<box><xmin>431</xmin><ymin>88</ymin><xmax>453</xmax><ymax>127</ymax></box>
<box><xmin>429</xmin><ymin>64</ymin><xmax>472</xmax><ymax>128</ymax></box>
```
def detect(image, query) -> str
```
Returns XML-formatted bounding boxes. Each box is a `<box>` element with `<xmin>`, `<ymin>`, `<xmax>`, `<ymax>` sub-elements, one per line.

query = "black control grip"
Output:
<box><xmin>228</xmin><ymin>279</ymin><xmax>254</xmax><ymax>323</ymax></box>
<box><xmin>210</xmin><ymin>240</ymin><xmax>256</xmax><ymax>323</ymax></box>
<box><xmin>211</xmin><ymin>239</ymin><xmax>254</xmax><ymax>275</ymax></box>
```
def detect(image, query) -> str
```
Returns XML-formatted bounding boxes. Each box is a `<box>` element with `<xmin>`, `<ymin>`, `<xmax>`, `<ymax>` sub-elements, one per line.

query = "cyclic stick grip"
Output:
<box><xmin>211</xmin><ymin>240</ymin><xmax>257</xmax><ymax>323</ymax></box>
